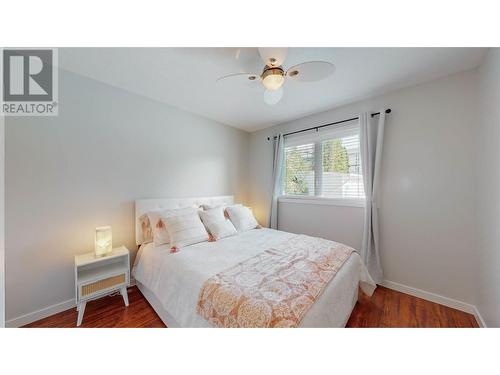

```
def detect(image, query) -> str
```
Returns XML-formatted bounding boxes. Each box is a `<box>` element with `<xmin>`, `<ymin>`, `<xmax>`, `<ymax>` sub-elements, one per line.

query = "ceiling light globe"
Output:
<box><xmin>261</xmin><ymin>67</ymin><xmax>285</xmax><ymax>91</ymax></box>
<box><xmin>262</xmin><ymin>73</ymin><xmax>284</xmax><ymax>91</ymax></box>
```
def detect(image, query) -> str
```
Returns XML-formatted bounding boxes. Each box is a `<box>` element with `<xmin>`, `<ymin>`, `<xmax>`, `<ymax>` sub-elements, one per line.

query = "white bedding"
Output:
<box><xmin>132</xmin><ymin>228</ymin><xmax>376</xmax><ymax>327</ymax></box>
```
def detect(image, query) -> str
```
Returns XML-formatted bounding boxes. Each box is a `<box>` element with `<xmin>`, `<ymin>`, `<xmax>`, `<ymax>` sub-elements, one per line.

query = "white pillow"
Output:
<box><xmin>148</xmin><ymin>206</ymin><xmax>198</xmax><ymax>246</ymax></box>
<box><xmin>163</xmin><ymin>212</ymin><xmax>209</xmax><ymax>248</ymax></box>
<box><xmin>226</xmin><ymin>205</ymin><xmax>259</xmax><ymax>232</ymax></box>
<box><xmin>201</xmin><ymin>203</ymin><xmax>241</xmax><ymax>211</ymax></box>
<box><xmin>199</xmin><ymin>207</ymin><xmax>237</xmax><ymax>240</ymax></box>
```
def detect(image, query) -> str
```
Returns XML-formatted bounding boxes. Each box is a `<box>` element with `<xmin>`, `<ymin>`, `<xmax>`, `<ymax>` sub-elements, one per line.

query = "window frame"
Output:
<box><xmin>280</xmin><ymin>121</ymin><xmax>366</xmax><ymax>207</ymax></box>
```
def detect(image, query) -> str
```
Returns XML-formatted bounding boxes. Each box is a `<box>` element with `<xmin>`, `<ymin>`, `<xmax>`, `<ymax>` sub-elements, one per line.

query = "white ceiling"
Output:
<box><xmin>59</xmin><ymin>48</ymin><xmax>486</xmax><ymax>132</ymax></box>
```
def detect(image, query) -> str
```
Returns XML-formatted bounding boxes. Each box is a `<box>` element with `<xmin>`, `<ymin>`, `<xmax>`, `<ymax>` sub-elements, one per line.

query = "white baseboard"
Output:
<box><xmin>472</xmin><ymin>305</ymin><xmax>487</xmax><ymax>328</ymax></box>
<box><xmin>380</xmin><ymin>280</ymin><xmax>475</xmax><ymax>313</ymax></box>
<box><xmin>6</xmin><ymin>282</ymin><xmax>137</xmax><ymax>328</ymax></box>
<box><xmin>381</xmin><ymin>279</ymin><xmax>485</xmax><ymax>327</ymax></box>
<box><xmin>5</xmin><ymin>298</ymin><xmax>76</xmax><ymax>328</ymax></box>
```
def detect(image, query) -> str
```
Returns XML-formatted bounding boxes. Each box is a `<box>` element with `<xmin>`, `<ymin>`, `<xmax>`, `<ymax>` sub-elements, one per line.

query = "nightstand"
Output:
<box><xmin>74</xmin><ymin>246</ymin><xmax>130</xmax><ymax>326</ymax></box>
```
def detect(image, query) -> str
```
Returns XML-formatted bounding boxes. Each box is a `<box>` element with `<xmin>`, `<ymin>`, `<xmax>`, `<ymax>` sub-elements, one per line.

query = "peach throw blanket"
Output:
<box><xmin>197</xmin><ymin>235</ymin><xmax>354</xmax><ymax>327</ymax></box>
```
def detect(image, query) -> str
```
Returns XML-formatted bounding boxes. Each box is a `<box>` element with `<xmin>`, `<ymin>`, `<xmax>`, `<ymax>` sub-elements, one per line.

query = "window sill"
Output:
<box><xmin>278</xmin><ymin>195</ymin><xmax>366</xmax><ymax>208</ymax></box>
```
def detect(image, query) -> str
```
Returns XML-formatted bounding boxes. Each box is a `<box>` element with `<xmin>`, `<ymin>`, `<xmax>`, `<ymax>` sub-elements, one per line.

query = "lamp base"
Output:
<box><xmin>94</xmin><ymin>249</ymin><xmax>113</xmax><ymax>258</ymax></box>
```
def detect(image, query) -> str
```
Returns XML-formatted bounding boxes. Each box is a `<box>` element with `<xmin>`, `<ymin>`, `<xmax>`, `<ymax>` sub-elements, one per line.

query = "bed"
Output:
<box><xmin>132</xmin><ymin>196</ymin><xmax>375</xmax><ymax>327</ymax></box>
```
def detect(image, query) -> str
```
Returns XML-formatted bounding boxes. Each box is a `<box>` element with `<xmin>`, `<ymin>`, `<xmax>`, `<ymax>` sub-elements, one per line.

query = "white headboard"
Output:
<box><xmin>135</xmin><ymin>195</ymin><xmax>234</xmax><ymax>245</ymax></box>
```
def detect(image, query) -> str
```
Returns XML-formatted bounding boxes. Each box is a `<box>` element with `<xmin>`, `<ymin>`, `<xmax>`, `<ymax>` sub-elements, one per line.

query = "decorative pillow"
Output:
<box><xmin>163</xmin><ymin>212</ymin><xmax>209</xmax><ymax>249</ymax></box>
<box><xmin>225</xmin><ymin>205</ymin><xmax>259</xmax><ymax>232</ymax></box>
<box><xmin>148</xmin><ymin>207</ymin><xmax>198</xmax><ymax>246</ymax></box>
<box><xmin>199</xmin><ymin>207</ymin><xmax>237</xmax><ymax>240</ymax></box>
<box><xmin>138</xmin><ymin>214</ymin><xmax>153</xmax><ymax>244</ymax></box>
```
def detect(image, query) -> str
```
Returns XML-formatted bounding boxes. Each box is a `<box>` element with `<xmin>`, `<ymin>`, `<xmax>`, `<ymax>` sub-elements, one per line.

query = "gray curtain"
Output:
<box><xmin>359</xmin><ymin>111</ymin><xmax>386</xmax><ymax>284</ymax></box>
<box><xmin>269</xmin><ymin>134</ymin><xmax>284</xmax><ymax>229</ymax></box>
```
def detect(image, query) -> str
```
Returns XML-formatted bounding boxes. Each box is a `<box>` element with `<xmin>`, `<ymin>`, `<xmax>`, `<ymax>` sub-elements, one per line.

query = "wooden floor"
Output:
<box><xmin>24</xmin><ymin>285</ymin><xmax>478</xmax><ymax>328</ymax></box>
<box><xmin>24</xmin><ymin>287</ymin><xmax>166</xmax><ymax>328</ymax></box>
<box><xmin>346</xmin><ymin>286</ymin><xmax>478</xmax><ymax>327</ymax></box>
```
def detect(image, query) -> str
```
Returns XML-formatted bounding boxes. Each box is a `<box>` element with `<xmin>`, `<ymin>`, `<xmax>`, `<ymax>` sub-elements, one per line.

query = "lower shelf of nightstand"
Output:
<box><xmin>78</xmin><ymin>263</ymin><xmax>128</xmax><ymax>285</ymax></box>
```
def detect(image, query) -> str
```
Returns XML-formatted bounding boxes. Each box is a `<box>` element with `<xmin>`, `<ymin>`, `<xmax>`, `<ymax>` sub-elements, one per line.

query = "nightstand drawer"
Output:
<box><xmin>79</xmin><ymin>273</ymin><xmax>126</xmax><ymax>299</ymax></box>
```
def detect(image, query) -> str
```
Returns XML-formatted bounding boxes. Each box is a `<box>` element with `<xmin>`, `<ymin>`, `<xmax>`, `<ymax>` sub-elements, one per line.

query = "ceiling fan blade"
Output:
<box><xmin>216</xmin><ymin>72</ymin><xmax>261</xmax><ymax>83</ymax></box>
<box><xmin>264</xmin><ymin>87</ymin><xmax>283</xmax><ymax>105</ymax></box>
<box><xmin>258</xmin><ymin>48</ymin><xmax>288</xmax><ymax>67</ymax></box>
<box><xmin>286</xmin><ymin>61</ymin><xmax>335</xmax><ymax>82</ymax></box>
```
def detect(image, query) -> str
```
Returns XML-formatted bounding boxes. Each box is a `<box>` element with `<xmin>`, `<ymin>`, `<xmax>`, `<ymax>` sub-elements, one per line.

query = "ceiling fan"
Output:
<box><xmin>216</xmin><ymin>48</ymin><xmax>336</xmax><ymax>105</ymax></box>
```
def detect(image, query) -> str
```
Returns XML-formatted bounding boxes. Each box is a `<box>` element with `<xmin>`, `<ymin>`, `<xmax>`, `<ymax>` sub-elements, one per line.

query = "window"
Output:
<box><xmin>283</xmin><ymin>121</ymin><xmax>365</xmax><ymax>201</ymax></box>
<box><xmin>284</xmin><ymin>143</ymin><xmax>315</xmax><ymax>196</ymax></box>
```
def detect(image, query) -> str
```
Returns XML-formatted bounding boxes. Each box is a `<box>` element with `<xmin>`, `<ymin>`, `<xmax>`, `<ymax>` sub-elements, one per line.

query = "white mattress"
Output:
<box><xmin>132</xmin><ymin>228</ymin><xmax>376</xmax><ymax>327</ymax></box>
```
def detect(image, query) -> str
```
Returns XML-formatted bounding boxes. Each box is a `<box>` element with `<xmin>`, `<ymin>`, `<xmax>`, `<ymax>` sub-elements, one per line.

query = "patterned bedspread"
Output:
<box><xmin>197</xmin><ymin>235</ymin><xmax>355</xmax><ymax>327</ymax></box>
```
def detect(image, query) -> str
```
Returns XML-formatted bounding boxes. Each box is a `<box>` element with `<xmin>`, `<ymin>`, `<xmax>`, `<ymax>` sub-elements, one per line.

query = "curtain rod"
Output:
<box><xmin>267</xmin><ymin>108</ymin><xmax>391</xmax><ymax>141</ymax></box>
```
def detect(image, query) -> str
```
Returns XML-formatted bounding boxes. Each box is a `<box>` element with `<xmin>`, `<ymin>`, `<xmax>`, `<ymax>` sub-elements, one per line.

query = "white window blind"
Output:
<box><xmin>283</xmin><ymin>121</ymin><xmax>365</xmax><ymax>200</ymax></box>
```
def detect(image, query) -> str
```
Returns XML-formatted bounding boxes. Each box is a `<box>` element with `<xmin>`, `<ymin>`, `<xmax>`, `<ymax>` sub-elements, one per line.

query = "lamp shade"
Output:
<box><xmin>95</xmin><ymin>226</ymin><xmax>112</xmax><ymax>257</ymax></box>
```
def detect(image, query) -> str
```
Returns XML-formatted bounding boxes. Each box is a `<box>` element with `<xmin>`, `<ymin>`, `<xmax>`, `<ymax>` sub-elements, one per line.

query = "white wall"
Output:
<box><xmin>278</xmin><ymin>203</ymin><xmax>364</xmax><ymax>250</ymax></box>
<box><xmin>476</xmin><ymin>49</ymin><xmax>500</xmax><ymax>327</ymax></box>
<box><xmin>249</xmin><ymin>69</ymin><xmax>478</xmax><ymax>305</ymax></box>
<box><xmin>5</xmin><ymin>68</ymin><xmax>249</xmax><ymax>323</ymax></box>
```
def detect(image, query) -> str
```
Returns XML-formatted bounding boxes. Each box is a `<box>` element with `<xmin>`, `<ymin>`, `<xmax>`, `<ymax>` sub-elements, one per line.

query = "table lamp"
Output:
<box><xmin>95</xmin><ymin>226</ymin><xmax>112</xmax><ymax>257</ymax></box>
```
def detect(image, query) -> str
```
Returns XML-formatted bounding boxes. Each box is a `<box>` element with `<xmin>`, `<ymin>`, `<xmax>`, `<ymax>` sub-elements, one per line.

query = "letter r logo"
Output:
<box><xmin>3</xmin><ymin>50</ymin><xmax>53</xmax><ymax>102</ymax></box>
